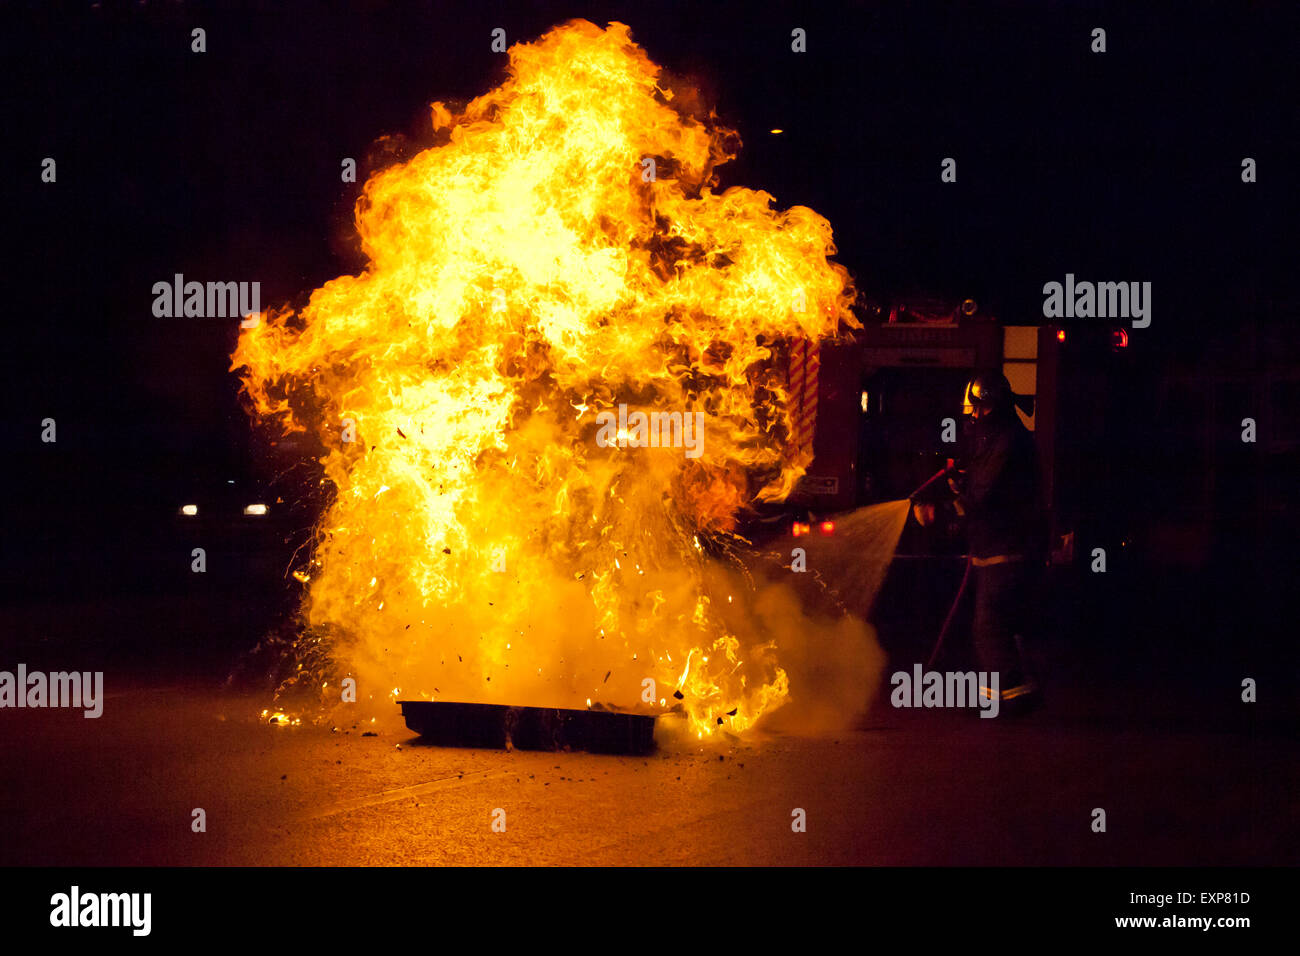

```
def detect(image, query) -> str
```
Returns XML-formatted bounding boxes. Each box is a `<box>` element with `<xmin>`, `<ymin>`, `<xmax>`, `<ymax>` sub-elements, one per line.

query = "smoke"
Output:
<box><xmin>752</xmin><ymin>499</ymin><xmax>911</xmax><ymax>734</ymax></box>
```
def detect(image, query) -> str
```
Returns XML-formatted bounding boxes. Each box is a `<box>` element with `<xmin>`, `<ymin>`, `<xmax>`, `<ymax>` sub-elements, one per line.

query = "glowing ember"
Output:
<box><xmin>232</xmin><ymin>20</ymin><xmax>857</xmax><ymax>737</ymax></box>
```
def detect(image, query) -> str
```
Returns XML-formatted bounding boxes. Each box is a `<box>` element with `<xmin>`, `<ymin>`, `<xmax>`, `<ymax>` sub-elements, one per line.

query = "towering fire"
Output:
<box><xmin>232</xmin><ymin>20</ymin><xmax>858</xmax><ymax>738</ymax></box>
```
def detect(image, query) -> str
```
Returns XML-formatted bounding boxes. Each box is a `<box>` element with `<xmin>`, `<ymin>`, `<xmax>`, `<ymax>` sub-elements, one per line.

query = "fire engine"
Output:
<box><xmin>750</xmin><ymin>291</ymin><xmax>1138</xmax><ymax>573</ymax></box>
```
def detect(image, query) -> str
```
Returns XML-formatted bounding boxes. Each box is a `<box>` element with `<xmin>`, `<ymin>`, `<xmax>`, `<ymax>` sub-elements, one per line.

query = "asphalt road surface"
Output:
<box><xmin>2</xmin><ymin>675</ymin><xmax>1294</xmax><ymax>866</ymax></box>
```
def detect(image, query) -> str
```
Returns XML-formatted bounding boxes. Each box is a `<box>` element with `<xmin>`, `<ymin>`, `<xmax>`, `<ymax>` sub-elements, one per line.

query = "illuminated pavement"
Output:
<box><xmin>2</xmin><ymin>680</ymin><xmax>1294</xmax><ymax>866</ymax></box>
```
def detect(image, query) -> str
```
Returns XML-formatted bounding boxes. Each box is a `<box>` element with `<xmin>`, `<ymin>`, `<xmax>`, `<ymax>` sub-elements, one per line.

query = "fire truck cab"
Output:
<box><xmin>766</xmin><ymin>292</ymin><xmax>1137</xmax><ymax>570</ymax></box>
<box><xmin>752</xmin><ymin>292</ymin><xmax>1137</xmax><ymax>657</ymax></box>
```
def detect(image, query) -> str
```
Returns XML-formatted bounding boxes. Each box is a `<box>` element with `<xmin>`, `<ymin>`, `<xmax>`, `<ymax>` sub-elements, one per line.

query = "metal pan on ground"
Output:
<box><xmin>399</xmin><ymin>700</ymin><xmax>656</xmax><ymax>755</ymax></box>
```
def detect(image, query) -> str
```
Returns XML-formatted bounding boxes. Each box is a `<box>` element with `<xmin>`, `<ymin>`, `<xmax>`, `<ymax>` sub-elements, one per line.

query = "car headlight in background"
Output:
<box><xmin>180</xmin><ymin>505</ymin><xmax>199</xmax><ymax>517</ymax></box>
<box><xmin>243</xmin><ymin>503</ymin><xmax>269</xmax><ymax>516</ymax></box>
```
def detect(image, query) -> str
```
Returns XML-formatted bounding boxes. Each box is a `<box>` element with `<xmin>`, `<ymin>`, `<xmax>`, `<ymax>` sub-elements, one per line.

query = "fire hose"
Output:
<box><xmin>924</xmin><ymin>557</ymin><xmax>971</xmax><ymax>668</ymax></box>
<box><xmin>907</xmin><ymin>463</ymin><xmax>957</xmax><ymax>503</ymax></box>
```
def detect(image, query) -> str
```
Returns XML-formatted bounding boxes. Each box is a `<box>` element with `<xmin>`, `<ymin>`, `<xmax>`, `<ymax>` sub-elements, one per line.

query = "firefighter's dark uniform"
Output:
<box><xmin>954</xmin><ymin>404</ymin><xmax>1042</xmax><ymax>705</ymax></box>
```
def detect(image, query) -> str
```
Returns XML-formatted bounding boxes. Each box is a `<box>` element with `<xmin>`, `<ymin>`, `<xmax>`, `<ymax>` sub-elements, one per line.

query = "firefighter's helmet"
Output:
<box><xmin>962</xmin><ymin>370</ymin><xmax>1013</xmax><ymax>415</ymax></box>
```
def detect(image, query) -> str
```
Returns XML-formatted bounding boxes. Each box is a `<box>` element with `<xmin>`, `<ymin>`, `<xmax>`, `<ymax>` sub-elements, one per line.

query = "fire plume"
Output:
<box><xmin>232</xmin><ymin>20</ymin><xmax>857</xmax><ymax>737</ymax></box>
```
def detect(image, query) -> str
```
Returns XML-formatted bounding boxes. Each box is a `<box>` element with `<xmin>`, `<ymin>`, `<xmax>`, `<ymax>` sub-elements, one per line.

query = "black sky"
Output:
<box><xmin>3</xmin><ymin>0</ymin><xmax>1296</xmax><ymax>510</ymax></box>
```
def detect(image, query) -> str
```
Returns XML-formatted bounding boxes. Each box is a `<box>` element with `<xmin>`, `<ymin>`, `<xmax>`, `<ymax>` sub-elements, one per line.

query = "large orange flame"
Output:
<box><xmin>232</xmin><ymin>20</ymin><xmax>857</xmax><ymax>738</ymax></box>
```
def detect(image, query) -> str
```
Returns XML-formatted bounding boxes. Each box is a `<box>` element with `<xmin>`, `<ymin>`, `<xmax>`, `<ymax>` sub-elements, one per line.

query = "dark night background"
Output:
<box><xmin>1</xmin><ymin>1</ymin><xmax>1297</xmax><ymax>687</ymax></box>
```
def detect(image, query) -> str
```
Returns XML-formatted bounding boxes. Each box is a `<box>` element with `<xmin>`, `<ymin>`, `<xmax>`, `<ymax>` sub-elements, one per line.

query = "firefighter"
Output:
<box><xmin>913</xmin><ymin>370</ymin><xmax>1043</xmax><ymax>713</ymax></box>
